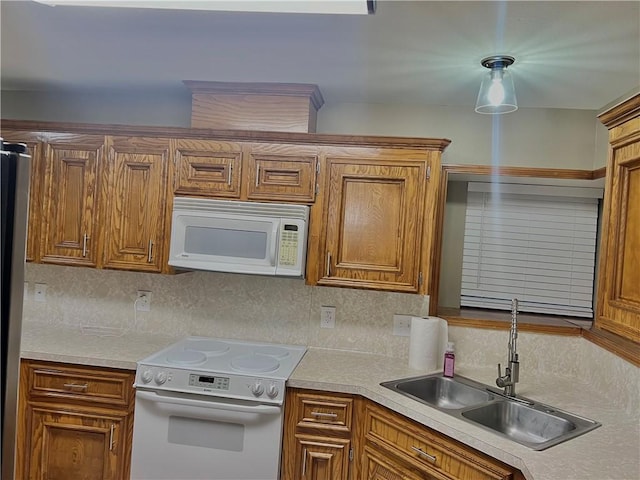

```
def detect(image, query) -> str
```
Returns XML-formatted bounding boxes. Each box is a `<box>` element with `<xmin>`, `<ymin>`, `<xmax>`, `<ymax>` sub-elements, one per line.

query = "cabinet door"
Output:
<box><xmin>173</xmin><ymin>138</ymin><xmax>242</xmax><ymax>198</ymax></box>
<box><xmin>295</xmin><ymin>435</ymin><xmax>351</xmax><ymax>480</ymax></box>
<box><xmin>25</xmin><ymin>406</ymin><xmax>128</xmax><ymax>480</ymax></box>
<box><xmin>102</xmin><ymin>136</ymin><xmax>169</xmax><ymax>272</ymax></box>
<box><xmin>40</xmin><ymin>136</ymin><xmax>104</xmax><ymax>267</ymax></box>
<box><xmin>246</xmin><ymin>143</ymin><xmax>318</xmax><ymax>203</ymax></box>
<box><xmin>597</xmin><ymin>117</ymin><xmax>640</xmax><ymax>341</ymax></box>
<box><xmin>362</xmin><ymin>446</ymin><xmax>424</xmax><ymax>480</ymax></box>
<box><xmin>319</xmin><ymin>158</ymin><xmax>427</xmax><ymax>292</ymax></box>
<box><xmin>0</xmin><ymin>130</ymin><xmax>45</xmax><ymax>263</ymax></box>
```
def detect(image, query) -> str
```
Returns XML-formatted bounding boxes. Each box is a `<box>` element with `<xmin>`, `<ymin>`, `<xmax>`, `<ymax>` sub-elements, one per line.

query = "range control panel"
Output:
<box><xmin>134</xmin><ymin>366</ymin><xmax>285</xmax><ymax>404</ymax></box>
<box><xmin>189</xmin><ymin>374</ymin><xmax>229</xmax><ymax>390</ymax></box>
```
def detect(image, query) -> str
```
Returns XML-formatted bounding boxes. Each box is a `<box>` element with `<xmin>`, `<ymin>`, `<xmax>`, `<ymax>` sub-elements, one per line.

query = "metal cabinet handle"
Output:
<box><xmin>326</xmin><ymin>252</ymin><xmax>331</xmax><ymax>276</ymax></box>
<box><xmin>227</xmin><ymin>165</ymin><xmax>233</xmax><ymax>185</ymax></box>
<box><xmin>311</xmin><ymin>411</ymin><xmax>338</xmax><ymax>418</ymax></box>
<box><xmin>302</xmin><ymin>447</ymin><xmax>307</xmax><ymax>476</ymax></box>
<box><xmin>411</xmin><ymin>446</ymin><xmax>436</xmax><ymax>463</ymax></box>
<box><xmin>148</xmin><ymin>240</ymin><xmax>154</xmax><ymax>263</ymax></box>
<box><xmin>109</xmin><ymin>424</ymin><xmax>115</xmax><ymax>451</ymax></box>
<box><xmin>63</xmin><ymin>383</ymin><xmax>88</xmax><ymax>392</ymax></box>
<box><xmin>255</xmin><ymin>165</ymin><xmax>260</xmax><ymax>187</ymax></box>
<box><xmin>82</xmin><ymin>233</ymin><xmax>88</xmax><ymax>257</ymax></box>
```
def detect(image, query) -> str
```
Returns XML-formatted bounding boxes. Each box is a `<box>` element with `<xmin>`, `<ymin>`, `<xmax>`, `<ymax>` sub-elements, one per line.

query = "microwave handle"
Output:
<box><xmin>270</xmin><ymin>221</ymin><xmax>280</xmax><ymax>266</ymax></box>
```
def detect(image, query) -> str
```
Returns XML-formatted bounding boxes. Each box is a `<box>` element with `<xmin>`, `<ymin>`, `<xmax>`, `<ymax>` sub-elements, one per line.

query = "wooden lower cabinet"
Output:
<box><xmin>16</xmin><ymin>360</ymin><xmax>135</xmax><ymax>480</ymax></box>
<box><xmin>282</xmin><ymin>388</ymin><xmax>522</xmax><ymax>480</ymax></box>
<box><xmin>282</xmin><ymin>389</ymin><xmax>357</xmax><ymax>480</ymax></box>
<box><xmin>294</xmin><ymin>435</ymin><xmax>351</xmax><ymax>480</ymax></box>
<box><xmin>24</xmin><ymin>407</ymin><xmax>128</xmax><ymax>480</ymax></box>
<box><xmin>362</xmin><ymin>445</ymin><xmax>423</xmax><ymax>480</ymax></box>
<box><xmin>362</xmin><ymin>401</ymin><xmax>519</xmax><ymax>480</ymax></box>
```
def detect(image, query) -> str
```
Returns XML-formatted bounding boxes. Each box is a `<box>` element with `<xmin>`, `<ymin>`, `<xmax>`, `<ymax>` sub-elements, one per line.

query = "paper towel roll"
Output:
<box><xmin>408</xmin><ymin>317</ymin><xmax>448</xmax><ymax>372</ymax></box>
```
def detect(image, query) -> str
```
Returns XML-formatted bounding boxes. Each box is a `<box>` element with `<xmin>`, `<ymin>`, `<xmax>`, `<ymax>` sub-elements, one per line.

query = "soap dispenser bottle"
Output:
<box><xmin>443</xmin><ymin>342</ymin><xmax>455</xmax><ymax>378</ymax></box>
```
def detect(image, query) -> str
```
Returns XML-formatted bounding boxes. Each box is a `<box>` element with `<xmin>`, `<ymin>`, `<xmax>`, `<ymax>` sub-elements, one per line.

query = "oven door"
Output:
<box><xmin>131</xmin><ymin>389</ymin><xmax>284</xmax><ymax>480</ymax></box>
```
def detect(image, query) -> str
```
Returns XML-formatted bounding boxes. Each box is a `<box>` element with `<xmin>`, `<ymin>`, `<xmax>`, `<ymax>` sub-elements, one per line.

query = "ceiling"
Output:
<box><xmin>1</xmin><ymin>1</ymin><xmax>639</xmax><ymax>111</ymax></box>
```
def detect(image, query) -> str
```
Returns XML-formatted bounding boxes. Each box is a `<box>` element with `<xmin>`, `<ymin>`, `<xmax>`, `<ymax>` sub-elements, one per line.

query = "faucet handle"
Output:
<box><xmin>497</xmin><ymin>363</ymin><xmax>502</xmax><ymax>378</ymax></box>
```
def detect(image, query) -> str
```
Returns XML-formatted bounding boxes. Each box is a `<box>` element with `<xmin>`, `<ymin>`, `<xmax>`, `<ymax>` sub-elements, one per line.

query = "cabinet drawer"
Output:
<box><xmin>364</xmin><ymin>402</ymin><xmax>514</xmax><ymax>480</ymax></box>
<box><xmin>294</xmin><ymin>391</ymin><xmax>354</xmax><ymax>434</ymax></box>
<box><xmin>26</xmin><ymin>362</ymin><xmax>134</xmax><ymax>408</ymax></box>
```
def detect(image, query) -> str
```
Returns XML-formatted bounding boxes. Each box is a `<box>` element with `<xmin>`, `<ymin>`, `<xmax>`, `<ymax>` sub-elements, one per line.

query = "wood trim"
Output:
<box><xmin>438</xmin><ymin>308</ymin><xmax>584</xmax><ymax>336</ymax></box>
<box><xmin>430</xmin><ymin>163</ymin><xmax>605</xmax><ymax>317</ymax></box>
<box><xmin>182</xmin><ymin>80</ymin><xmax>325</xmax><ymax>110</ymax></box>
<box><xmin>441</xmin><ymin>163</ymin><xmax>596</xmax><ymax>180</ymax></box>
<box><xmin>1</xmin><ymin>120</ymin><xmax>451</xmax><ymax>151</ymax></box>
<box><xmin>598</xmin><ymin>92</ymin><xmax>640</xmax><ymax>128</ymax></box>
<box><xmin>581</xmin><ymin>327</ymin><xmax>640</xmax><ymax>367</ymax></box>
<box><xmin>591</xmin><ymin>166</ymin><xmax>606</xmax><ymax>179</ymax></box>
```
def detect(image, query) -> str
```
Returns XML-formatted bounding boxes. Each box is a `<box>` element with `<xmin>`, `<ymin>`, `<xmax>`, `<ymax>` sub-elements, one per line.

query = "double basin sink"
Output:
<box><xmin>381</xmin><ymin>373</ymin><xmax>600</xmax><ymax>451</ymax></box>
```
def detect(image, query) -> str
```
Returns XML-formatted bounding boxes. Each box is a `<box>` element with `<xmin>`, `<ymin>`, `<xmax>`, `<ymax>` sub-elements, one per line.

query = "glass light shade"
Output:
<box><xmin>475</xmin><ymin>67</ymin><xmax>517</xmax><ymax>114</ymax></box>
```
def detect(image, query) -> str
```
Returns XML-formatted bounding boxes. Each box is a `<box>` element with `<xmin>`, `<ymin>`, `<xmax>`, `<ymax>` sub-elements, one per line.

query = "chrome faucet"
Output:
<box><xmin>496</xmin><ymin>298</ymin><xmax>520</xmax><ymax>396</ymax></box>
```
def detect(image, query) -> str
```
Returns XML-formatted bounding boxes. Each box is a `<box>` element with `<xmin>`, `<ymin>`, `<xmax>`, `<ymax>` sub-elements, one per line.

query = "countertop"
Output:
<box><xmin>20</xmin><ymin>324</ymin><xmax>640</xmax><ymax>480</ymax></box>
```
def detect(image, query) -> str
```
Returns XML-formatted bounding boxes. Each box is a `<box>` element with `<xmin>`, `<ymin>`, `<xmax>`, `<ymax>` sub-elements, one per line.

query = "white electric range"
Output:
<box><xmin>130</xmin><ymin>336</ymin><xmax>307</xmax><ymax>480</ymax></box>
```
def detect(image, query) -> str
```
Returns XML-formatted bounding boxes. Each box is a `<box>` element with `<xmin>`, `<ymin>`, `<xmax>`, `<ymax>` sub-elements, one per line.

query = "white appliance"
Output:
<box><xmin>130</xmin><ymin>336</ymin><xmax>307</xmax><ymax>480</ymax></box>
<box><xmin>168</xmin><ymin>197</ymin><xmax>309</xmax><ymax>277</ymax></box>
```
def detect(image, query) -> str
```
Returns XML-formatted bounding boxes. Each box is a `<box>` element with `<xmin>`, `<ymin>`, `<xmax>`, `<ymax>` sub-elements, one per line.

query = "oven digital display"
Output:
<box><xmin>188</xmin><ymin>374</ymin><xmax>229</xmax><ymax>390</ymax></box>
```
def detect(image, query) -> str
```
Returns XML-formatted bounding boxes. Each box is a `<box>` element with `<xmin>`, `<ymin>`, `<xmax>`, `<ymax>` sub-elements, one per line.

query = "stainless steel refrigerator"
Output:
<box><xmin>1</xmin><ymin>139</ymin><xmax>30</xmax><ymax>480</ymax></box>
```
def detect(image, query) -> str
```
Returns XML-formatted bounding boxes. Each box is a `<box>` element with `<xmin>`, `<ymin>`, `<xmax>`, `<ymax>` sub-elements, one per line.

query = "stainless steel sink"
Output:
<box><xmin>381</xmin><ymin>373</ymin><xmax>601</xmax><ymax>450</ymax></box>
<box><xmin>381</xmin><ymin>374</ymin><xmax>494</xmax><ymax>409</ymax></box>
<box><xmin>460</xmin><ymin>400</ymin><xmax>600</xmax><ymax>450</ymax></box>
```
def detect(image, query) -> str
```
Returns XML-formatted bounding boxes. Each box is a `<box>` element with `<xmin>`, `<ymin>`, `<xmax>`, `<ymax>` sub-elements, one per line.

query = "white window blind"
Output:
<box><xmin>461</xmin><ymin>183</ymin><xmax>603</xmax><ymax>318</ymax></box>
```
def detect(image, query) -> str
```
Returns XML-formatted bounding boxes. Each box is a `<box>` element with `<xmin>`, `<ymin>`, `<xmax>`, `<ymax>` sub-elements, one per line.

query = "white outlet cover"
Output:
<box><xmin>392</xmin><ymin>314</ymin><xmax>412</xmax><ymax>336</ymax></box>
<box><xmin>320</xmin><ymin>306</ymin><xmax>336</xmax><ymax>328</ymax></box>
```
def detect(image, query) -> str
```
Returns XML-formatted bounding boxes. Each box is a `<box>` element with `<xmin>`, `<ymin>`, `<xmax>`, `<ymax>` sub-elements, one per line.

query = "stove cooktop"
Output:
<box><xmin>134</xmin><ymin>336</ymin><xmax>307</xmax><ymax>404</ymax></box>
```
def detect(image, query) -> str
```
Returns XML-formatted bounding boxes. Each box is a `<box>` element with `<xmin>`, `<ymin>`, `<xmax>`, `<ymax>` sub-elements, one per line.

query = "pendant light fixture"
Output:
<box><xmin>475</xmin><ymin>55</ymin><xmax>517</xmax><ymax>114</ymax></box>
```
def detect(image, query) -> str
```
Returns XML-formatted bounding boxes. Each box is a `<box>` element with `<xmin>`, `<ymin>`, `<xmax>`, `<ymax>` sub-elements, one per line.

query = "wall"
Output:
<box><xmin>22</xmin><ymin>262</ymin><xmax>638</xmax><ymax>414</ymax></box>
<box><xmin>1</xmin><ymin>89</ymin><xmax>602</xmax><ymax>169</ymax></box>
<box><xmin>22</xmin><ymin>263</ymin><xmax>429</xmax><ymax>358</ymax></box>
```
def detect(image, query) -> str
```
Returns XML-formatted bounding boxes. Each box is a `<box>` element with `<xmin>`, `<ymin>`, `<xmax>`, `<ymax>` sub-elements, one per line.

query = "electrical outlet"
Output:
<box><xmin>34</xmin><ymin>283</ymin><xmax>47</xmax><ymax>302</ymax></box>
<box><xmin>320</xmin><ymin>306</ymin><xmax>336</xmax><ymax>329</ymax></box>
<box><xmin>392</xmin><ymin>314</ymin><xmax>412</xmax><ymax>336</ymax></box>
<box><xmin>136</xmin><ymin>290</ymin><xmax>151</xmax><ymax>312</ymax></box>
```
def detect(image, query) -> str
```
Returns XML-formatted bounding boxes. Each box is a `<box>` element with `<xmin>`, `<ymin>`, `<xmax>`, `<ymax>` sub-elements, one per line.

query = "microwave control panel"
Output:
<box><xmin>279</xmin><ymin>224</ymin><xmax>299</xmax><ymax>266</ymax></box>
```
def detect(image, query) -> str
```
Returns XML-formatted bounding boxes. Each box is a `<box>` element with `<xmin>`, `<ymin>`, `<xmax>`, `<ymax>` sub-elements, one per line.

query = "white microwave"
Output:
<box><xmin>168</xmin><ymin>197</ymin><xmax>309</xmax><ymax>277</ymax></box>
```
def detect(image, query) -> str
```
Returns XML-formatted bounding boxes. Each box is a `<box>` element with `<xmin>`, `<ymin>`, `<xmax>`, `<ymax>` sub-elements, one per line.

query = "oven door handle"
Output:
<box><xmin>136</xmin><ymin>390</ymin><xmax>282</xmax><ymax>415</ymax></box>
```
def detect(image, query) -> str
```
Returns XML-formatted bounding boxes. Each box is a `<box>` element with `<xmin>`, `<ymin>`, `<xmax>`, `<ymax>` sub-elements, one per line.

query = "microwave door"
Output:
<box><xmin>170</xmin><ymin>215</ymin><xmax>281</xmax><ymax>275</ymax></box>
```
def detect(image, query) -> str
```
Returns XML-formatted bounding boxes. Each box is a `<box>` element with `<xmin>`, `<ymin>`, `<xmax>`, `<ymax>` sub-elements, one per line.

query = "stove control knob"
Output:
<box><xmin>140</xmin><ymin>369</ymin><xmax>154</xmax><ymax>384</ymax></box>
<box><xmin>250</xmin><ymin>381</ymin><xmax>264</xmax><ymax>397</ymax></box>
<box><xmin>266</xmin><ymin>384</ymin><xmax>279</xmax><ymax>399</ymax></box>
<box><xmin>155</xmin><ymin>371</ymin><xmax>168</xmax><ymax>385</ymax></box>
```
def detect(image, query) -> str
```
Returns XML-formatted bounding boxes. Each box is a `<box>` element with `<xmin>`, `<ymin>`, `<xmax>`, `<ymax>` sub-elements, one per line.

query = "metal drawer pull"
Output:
<box><xmin>63</xmin><ymin>383</ymin><xmax>88</xmax><ymax>392</ymax></box>
<box><xmin>302</xmin><ymin>447</ymin><xmax>307</xmax><ymax>476</ymax></box>
<box><xmin>109</xmin><ymin>424</ymin><xmax>115</xmax><ymax>451</ymax></box>
<box><xmin>227</xmin><ymin>165</ymin><xmax>232</xmax><ymax>185</ymax></box>
<box><xmin>326</xmin><ymin>252</ymin><xmax>331</xmax><ymax>276</ymax></box>
<box><xmin>411</xmin><ymin>446</ymin><xmax>436</xmax><ymax>463</ymax></box>
<box><xmin>148</xmin><ymin>240</ymin><xmax>154</xmax><ymax>263</ymax></box>
<box><xmin>311</xmin><ymin>411</ymin><xmax>338</xmax><ymax>418</ymax></box>
<box><xmin>82</xmin><ymin>233</ymin><xmax>88</xmax><ymax>257</ymax></box>
<box><xmin>255</xmin><ymin>165</ymin><xmax>260</xmax><ymax>187</ymax></box>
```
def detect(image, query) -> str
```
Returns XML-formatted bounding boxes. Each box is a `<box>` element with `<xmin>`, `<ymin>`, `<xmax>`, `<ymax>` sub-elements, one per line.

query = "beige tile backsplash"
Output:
<box><xmin>23</xmin><ymin>263</ymin><xmax>638</xmax><ymax>413</ymax></box>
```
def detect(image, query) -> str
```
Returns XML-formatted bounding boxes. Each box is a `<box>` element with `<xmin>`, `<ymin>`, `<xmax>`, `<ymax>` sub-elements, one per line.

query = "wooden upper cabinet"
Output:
<box><xmin>172</xmin><ymin>138</ymin><xmax>243</xmax><ymax>198</ymax></box>
<box><xmin>172</xmin><ymin>140</ymin><xmax>318</xmax><ymax>203</ymax></box>
<box><xmin>0</xmin><ymin>129</ymin><xmax>45</xmax><ymax>263</ymax></box>
<box><xmin>40</xmin><ymin>135</ymin><xmax>104</xmax><ymax>267</ymax></box>
<box><xmin>245</xmin><ymin>143</ymin><xmax>318</xmax><ymax>203</ymax></box>
<box><xmin>310</xmin><ymin>147</ymin><xmax>438</xmax><ymax>293</ymax></box>
<box><xmin>101</xmin><ymin>136</ymin><xmax>170</xmax><ymax>273</ymax></box>
<box><xmin>597</xmin><ymin>94</ymin><xmax>640</xmax><ymax>343</ymax></box>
